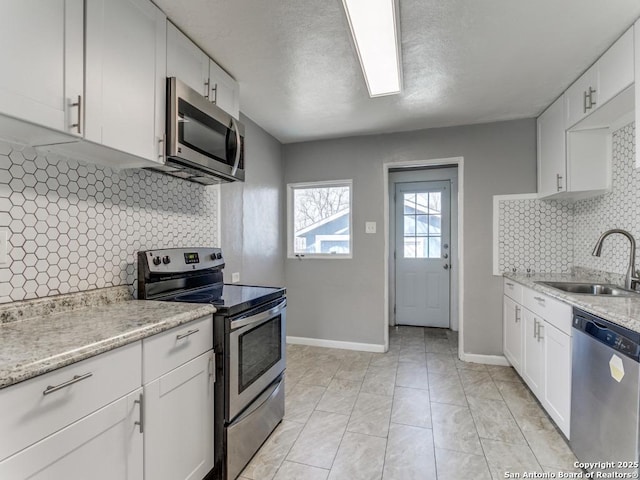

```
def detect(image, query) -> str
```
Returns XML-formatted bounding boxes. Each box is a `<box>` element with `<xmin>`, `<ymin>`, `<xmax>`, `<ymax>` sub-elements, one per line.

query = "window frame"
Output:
<box><xmin>287</xmin><ymin>179</ymin><xmax>353</xmax><ymax>259</ymax></box>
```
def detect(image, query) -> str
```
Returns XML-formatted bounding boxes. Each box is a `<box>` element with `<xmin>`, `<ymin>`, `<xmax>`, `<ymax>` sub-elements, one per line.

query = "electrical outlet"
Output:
<box><xmin>231</xmin><ymin>272</ymin><xmax>240</xmax><ymax>283</ymax></box>
<box><xmin>365</xmin><ymin>221</ymin><xmax>377</xmax><ymax>234</ymax></box>
<box><xmin>0</xmin><ymin>229</ymin><xmax>7</xmax><ymax>265</ymax></box>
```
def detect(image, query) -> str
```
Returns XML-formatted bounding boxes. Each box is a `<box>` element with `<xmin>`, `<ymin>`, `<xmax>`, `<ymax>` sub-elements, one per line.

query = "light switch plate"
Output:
<box><xmin>231</xmin><ymin>272</ymin><xmax>240</xmax><ymax>283</ymax></box>
<box><xmin>0</xmin><ymin>229</ymin><xmax>7</xmax><ymax>265</ymax></box>
<box><xmin>365</xmin><ymin>222</ymin><xmax>377</xmax><ymax>234</ymax></box>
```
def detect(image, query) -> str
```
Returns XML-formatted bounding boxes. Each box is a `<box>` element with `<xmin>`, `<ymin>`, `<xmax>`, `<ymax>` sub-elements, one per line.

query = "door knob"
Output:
<box><xmin>443</xmin><ymin>264</ymin><xmax>449</xmax><ymax>270</ymax></box>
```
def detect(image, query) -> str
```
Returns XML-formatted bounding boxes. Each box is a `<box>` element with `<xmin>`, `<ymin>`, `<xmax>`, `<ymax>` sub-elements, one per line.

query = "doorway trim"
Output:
<box><xmin>383</xmin><ymin>157</ymin><xmax>464</xmax><ymax>361</ymax></box>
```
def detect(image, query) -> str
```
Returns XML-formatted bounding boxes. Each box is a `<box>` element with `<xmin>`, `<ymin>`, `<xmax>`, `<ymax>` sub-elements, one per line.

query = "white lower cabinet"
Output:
<box><xmin>503</xmin><ymin>295</ymin><xmax>523</xmax><ymax>374</ymax></box>
<box><xmin>144</xmin><ymin>351</ymin><xmax>214</xmax><ymax>480</ymax></box>
<box><xmin>522</xmin><ymin>309</ymin><xmax>545</xmax><ymax>396</ymax></box>
<box><xmin>503</xmin><ymin>281</ymin><xmax>572</xmax><ymax>438</ymax></box>
<box><xmin>0</xmin><ymin>388</ymin><xmax>143</xmax><ymax>480</ymax></box>
<box><xmin>543</xmin><ymin>321</ymin><xmax>572</xmax><ymax>436</ymax></box>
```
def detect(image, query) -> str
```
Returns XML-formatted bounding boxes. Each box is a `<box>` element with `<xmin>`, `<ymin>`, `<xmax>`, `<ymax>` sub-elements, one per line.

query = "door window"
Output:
<box><xmin>403</xmin><ymin>191</ymin><xmax>441</xmax><ymax>258</ymax></box>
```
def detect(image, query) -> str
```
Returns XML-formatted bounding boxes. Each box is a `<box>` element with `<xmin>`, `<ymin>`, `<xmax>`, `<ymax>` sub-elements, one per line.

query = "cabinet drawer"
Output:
<box><xmin>503</xmin><ymin>278</ymin><xmax>523</xmax><ymax>303</ymax></box>
<box><xmin>522</xmin><ymin>288</ymin><xmax>572</xmax><ymax>335</ymax></box>
<box><xmin>142</xmin><ymin>316</ymin><xmax>213</xmax><ymax>383</ymax></box>
<box><xmin>0</xmin><ymin>341</ymin><xmax>141</xmax><ymax>462</ymax></box>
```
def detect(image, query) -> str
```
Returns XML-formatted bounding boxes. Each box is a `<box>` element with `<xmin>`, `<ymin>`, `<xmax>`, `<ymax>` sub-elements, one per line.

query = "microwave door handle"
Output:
<box><xmin>230</xmin><ymin>117</ymin><xmax>241</xmax><ymax>176</ymax></box>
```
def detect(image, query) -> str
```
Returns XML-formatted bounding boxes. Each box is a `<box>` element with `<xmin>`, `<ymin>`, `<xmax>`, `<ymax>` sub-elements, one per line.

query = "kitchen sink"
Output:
<box><xmin>535</xmin><ymin>281</ymin><xmax>638</xmax><ymax>297</ymax></box>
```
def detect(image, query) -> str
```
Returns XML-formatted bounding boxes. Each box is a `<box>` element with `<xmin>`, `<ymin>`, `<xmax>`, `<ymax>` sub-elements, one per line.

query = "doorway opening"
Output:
<box><xmin>383</xmin><ymin>160</ymin><xmax>463</xmax><ymax>357</ymax></box>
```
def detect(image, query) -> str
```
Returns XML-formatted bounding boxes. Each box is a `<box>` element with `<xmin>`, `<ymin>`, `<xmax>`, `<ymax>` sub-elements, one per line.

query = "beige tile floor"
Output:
<box><xmin>239</xmin><ymin>326</ymin><xmax>579</xmax><ymax>480</ymax></box>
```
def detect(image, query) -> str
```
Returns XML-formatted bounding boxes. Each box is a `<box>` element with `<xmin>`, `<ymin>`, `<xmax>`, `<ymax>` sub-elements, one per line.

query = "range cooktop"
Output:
<box><xmin>167</xmin><ymin>283</ymin><xmax>285</xmax><ymax>316</ymax></box>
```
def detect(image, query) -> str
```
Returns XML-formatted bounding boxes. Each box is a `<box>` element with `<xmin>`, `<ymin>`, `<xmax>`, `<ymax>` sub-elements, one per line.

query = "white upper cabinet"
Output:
<box><xmin>85</xmin><ymin>0</ymin><xmax>166</xmax><ymax>163</ymax></box>
<box><xmin>565</xmin><ymin>64</ymin><xmax>598</xmax><ymax>129</ymax></box>
<box><xmin>537</xmin><ymin>95</ymin><xmax>566</xmax><ymax>197</ymax></box>
<box><xmin>0</xmin><ymin>0</ymin><xmax>83</xmax><ymax>143</ymax></box>
<box><xmin>209</xmin><ymin>59</ymin><xmax>240</xmax><ymax>119</ymax></box>
<box><xmin>598</xmin><ymin>27</ymin><xmax>634</xmax><ymax>108</ymax></box>
<box><xmin>167</xmin><ymin>22</ymin><xmax>240</xmax><ymax>119</ymax></box>
<box><xmin>167</xmin><ymin>22</ymin><xmax>210</xmax><ymax>98</ymax></box>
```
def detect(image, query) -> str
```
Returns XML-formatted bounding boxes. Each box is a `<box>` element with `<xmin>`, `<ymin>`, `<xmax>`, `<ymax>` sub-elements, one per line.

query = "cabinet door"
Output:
<box><xmin>503</xmin><ymin>296</ymin><xmax>523</xmax><ymax>374</ymax></box>
<box><xmin>0</xmin><ymin>389</ymin><xmax>143</xmax><ymax>480</ymax></box>
<box><xmin>144</xmin><ymin>351</ymin><xmax>214</xmax><ymax>480</ymax></box>
<box><xmin>598</xmin><ymin>27</ymin><xmax>634</xmax><ymax>108</ymax></box>
<box><xmin>543</xmin><ymin>321</ymin><xmax>571</xmax><ymax>438</ymax></box>
<box><xmin>167</xmin><ymin>22</ymin><xmax>210</xmax><ymax>98</ymax></box>
<box><xmin>635</xmin><ymin>20</ymin><xmax>640</xmax><ymax>169</ymax></box>
<box><xmin>209</xmin><ymin>59</ymin><xmax>240</xmax><ymax>119</ymax></box>
<box><xmin>565</xmin><ymin>64</ymin><xmax>598</xmax><ymax>128</ymax></box>
<box><xmin>522</xmin><ymin>309</ymin><xmax>544</xmax><ymax>397</ymax></box>
<box><xmin>537</xmin><ymin>95</ymin><xmax>566</xmax><ymax>197</ymax></box>
<box><xmin>85</xmin><ymin>0</ymin><xmax>166</xmax><ymax>163</ymax></box>
<box><xmin>0</xmin><ymin>0</ymin><xmax>83</xmax><ymax>136</ymax></box>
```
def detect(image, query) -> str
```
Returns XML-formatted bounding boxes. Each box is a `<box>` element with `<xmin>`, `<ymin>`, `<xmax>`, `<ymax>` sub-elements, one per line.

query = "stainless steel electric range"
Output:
<box><xmin>137</xmin><ymin>247</ymin><xmax>286</xmax><ymax>480</ymax></box>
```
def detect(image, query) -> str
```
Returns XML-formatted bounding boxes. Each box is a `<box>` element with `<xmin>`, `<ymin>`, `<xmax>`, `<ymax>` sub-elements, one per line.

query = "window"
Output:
<box><xmin>287</xmin><ymin>180</ymin><xmax>352</xmax><ymax>258</ymax></box>
<box><xmin>402</xmin><ymin>191</ymin><xmax>441</xmax><ymax>259</ymax></box>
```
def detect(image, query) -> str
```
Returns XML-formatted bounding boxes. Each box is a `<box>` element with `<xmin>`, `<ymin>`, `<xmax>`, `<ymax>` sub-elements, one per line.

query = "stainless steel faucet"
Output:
<box><xmin>592</xmin><ymin>229</ymin><xmax>640</xmax><ymax>290</ymax></box>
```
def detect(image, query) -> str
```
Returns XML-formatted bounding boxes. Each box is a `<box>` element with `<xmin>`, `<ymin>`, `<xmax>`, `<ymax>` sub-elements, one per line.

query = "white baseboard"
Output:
<box><xmin>286</xmin><ymin>336</ymin><xmax>385</xmax><ymax>353</ymax></box>
<box><xmin>459</xmin><ymin>353</ymin><xmax>511</xmax><ymax>366</ymax></box>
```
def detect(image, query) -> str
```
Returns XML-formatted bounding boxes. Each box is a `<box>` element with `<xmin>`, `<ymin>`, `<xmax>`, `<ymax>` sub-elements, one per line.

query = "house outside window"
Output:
<box><xmin>287</xmin><ymin>180</ymin><xmax>352</xmax><ymax>258</ymax></box>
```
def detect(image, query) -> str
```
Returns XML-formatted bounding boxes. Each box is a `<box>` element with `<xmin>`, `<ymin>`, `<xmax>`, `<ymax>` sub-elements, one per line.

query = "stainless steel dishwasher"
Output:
<box><xmin>571</xmin><ymin>308</ymin><xmax>640</xmax><ymax>474</ymax></box>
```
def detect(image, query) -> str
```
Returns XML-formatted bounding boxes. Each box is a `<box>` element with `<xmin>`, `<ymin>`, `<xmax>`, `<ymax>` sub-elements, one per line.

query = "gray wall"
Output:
<box><xmin>220</xmin><ymin>115</ymin><xmax>285</xmax><ymax>287</ymax></box>
<box><xmin>283</xmin><ymin>119</ymin><xmax>536</xmax><ymax>355</ymax></box>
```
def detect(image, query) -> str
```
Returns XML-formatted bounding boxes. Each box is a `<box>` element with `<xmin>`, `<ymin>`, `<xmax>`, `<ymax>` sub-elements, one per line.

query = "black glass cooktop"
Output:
<box><xmin>167</xmin><ymin>283</ymin><xmax>285</xmax><ymax>316</ymax></box>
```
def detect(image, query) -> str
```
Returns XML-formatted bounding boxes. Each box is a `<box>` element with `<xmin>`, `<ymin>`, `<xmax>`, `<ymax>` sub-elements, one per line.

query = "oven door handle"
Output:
<box><xmin>231</xmin><ymin>299</ymin><xmax>287</xmax><ymax>330</ymax></box>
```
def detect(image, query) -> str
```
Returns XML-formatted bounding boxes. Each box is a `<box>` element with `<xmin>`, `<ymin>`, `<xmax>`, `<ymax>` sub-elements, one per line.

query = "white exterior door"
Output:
<box><xmin>395</xmin><ymin>181</ymin><xmax>450</xmax><ymax>327</ymax></box>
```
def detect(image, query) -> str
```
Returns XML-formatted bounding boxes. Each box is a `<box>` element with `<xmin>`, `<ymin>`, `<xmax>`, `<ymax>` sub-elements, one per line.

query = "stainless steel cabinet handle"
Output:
<box><xmin>515</xmin><ymin>305</ymin><xmax>521</xmax><ymax>323</ymax></box>
<box><xmin>537</xmin><ymin>323</ymin><xmax>544</xmax><ymax>342</ymax></box>
<box><xmin>176</xmin><ymin>328</ymin><xmax>200</xmax><ymax>340</ymax></box>
<box><xmin>43</xmin><ymin>372</ymin><xmax>92</xmax><ymax>396</ymax></box>
<box><xmin>583</xmin><ymin>90</ymin><xmax>589</xmax><ymax>113</ymax></box>
<box><xmin>556</xmin><ymin>173</ymin><xmax>563</xmax><ymax>192</ymax></box>
<box><xmin>533</xmin><ymin>296</ymin><xmax>546</xmax><ymax>303</ymax></box>
<box><xmin>134</xmin><ymin>393</ymin><xmax>144</xmax><ymax>433</ymax></box>
<box><xmin>158</xmin><ymin>135</ymin><xmax>165</xmax><ymax>161</ymax></box>
<box><xmin>533</xmin><ymin>319</ymin><xmax>538</xmax><ymax>338</ymax></box>
<box><xmin>211</xmin><ymin>83</ymin><xmax>218</xmax><ymax>104</ymax></box>
<box><xmin>71</xmin><ymin>95</ymin><xmax>82</xmax><ymax>134</ymax></box>
<box><xmin>204</xmin><ymin>79</ymin><xmax>210</xmax><ymax>99</ymax></box>
<box><xmin>505</xmin><ymin>282</ymin><xmax>514</xmax><ymax>287</ymax></box>
<box><xmin>588</xmin><ymin>87</ymin><xmax>596</xmax><ymax>109</ymax></box>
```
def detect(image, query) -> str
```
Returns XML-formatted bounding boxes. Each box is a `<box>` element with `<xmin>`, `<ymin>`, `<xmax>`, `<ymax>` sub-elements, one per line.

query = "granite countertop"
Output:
<box><xmin>504</xmin><ymin>271</ymin><xmax>640</xmax><ymax>333</ymax></box>
<box><xmin>0</xmin><ymin>286</ymin><xmax>216</xmax><ymax>389</ymax></box>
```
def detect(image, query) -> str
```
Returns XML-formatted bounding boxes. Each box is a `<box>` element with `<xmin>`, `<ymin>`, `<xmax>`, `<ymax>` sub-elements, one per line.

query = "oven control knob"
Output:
<box><xmin>216</xmin><ymin>253</ymin><xmax>223</xmax><ymax>259</ymax></box>
<box><xmin>162</xmin><ymin>256</ymin><xmax>171</xmax><ymax>265</ymax></box>
<box><xmin>152</xmin><ymin>256</ymin><xmax>161</xmax><ymax>266</ymax></box>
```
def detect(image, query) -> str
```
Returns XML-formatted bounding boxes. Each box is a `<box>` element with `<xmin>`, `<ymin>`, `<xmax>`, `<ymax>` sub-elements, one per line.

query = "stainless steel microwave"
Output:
<box><xmin>148</xmin><ymin>77</ymin><xmax>245</xmax><ymax>185</ymax></box>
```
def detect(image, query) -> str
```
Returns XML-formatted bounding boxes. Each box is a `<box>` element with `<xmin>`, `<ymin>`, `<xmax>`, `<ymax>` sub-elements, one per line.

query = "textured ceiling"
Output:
<box><xmin>154</xmin><ymin>0</ymin><xmax>640</xmax><ymax>144</ymax></box>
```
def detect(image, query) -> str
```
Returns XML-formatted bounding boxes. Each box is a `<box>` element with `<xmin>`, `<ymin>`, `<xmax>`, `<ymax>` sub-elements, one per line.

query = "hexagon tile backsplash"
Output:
<box><xmin>0</xmin><ymin>141</ymin><xmax>219</xmax><ymax>304</ymax></box>
<box><xmin>496</xmin><ymin>122</ymin><xmax>637</xmax><ymax>277</ymax></box>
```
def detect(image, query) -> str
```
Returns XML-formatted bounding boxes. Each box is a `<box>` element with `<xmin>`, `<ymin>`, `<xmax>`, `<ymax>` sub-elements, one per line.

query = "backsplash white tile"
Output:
<box><xmin>496</xmin><ymin>196</ymin><xmax>573</xmax><ymax>274</ymax></box>
<box><xmin>574</xmin><ymin>123</ymin><xmax>637</xmax><ymax>274</ymax></box>
<box><xmin>0</xmin><ymin>142</ymin><xmax>219</xmax><ymax>303</ymax></box>
<box><xmin>495</xmin><ymin>122</ymin><xmax>636</xmax><ymax>277</ymax></box>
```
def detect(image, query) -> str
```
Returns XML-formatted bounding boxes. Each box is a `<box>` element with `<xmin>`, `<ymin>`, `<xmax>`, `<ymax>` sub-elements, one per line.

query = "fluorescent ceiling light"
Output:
<box><xmin>342</xmin><ymin>0</ymin><xmax>402</xmax><ymax>97</ymax></box>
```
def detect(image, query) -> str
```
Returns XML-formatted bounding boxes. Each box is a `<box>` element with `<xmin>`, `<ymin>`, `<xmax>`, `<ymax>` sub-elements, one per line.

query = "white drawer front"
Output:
<box><xmin>0</xmin><ymin>341</ymin><xmax>141</xmax><ymax>462</ymax></box>
<box><xmin>523</xmin><ymin>288</ymin><xmax>572</xmax><ymax>335</ymax></box>
<box><xmin>503</xmin><ymin>278</ymin><xmax>523</xmax><ymax>303</ymax></box>
<box><xmin>142</xmin><ymin>316</ymin><xmax>213</xmax><ymax>383</ymax></box>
